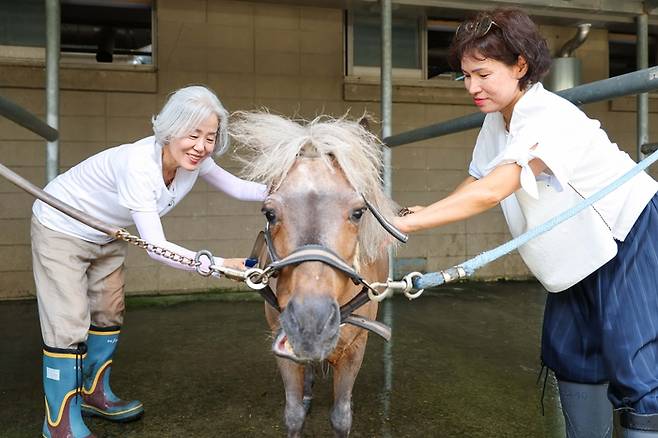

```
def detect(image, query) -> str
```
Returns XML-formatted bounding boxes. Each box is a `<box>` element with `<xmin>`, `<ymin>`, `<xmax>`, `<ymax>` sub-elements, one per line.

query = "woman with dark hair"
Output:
<box><xmin>393</xmin><ymin>8</ymin><xmax>658</xmax><ymax>437</ymax></box>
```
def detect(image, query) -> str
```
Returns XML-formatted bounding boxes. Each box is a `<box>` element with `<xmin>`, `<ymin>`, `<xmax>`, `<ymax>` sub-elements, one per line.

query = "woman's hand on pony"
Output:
<box><xmin>391</xmin><ymin>205</ymin><xmax>424</xmax><ymax>234</ymax></box>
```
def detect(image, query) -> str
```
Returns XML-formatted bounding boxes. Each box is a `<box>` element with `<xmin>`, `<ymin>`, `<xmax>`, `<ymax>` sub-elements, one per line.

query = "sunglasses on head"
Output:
<box><xmin>455</xmin><ymin>16</ymin><xmax>499</xmax><ymax>39</ymax></box>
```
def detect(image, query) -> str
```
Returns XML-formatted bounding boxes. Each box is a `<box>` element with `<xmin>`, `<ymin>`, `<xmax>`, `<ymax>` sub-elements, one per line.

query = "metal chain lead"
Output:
<box><xmin>115</xmin><ymin>229</ymin><xmax>417</xmax><ymax>300</ymax></box>
<box><xmin>116</xmin><ymin>229</ymin><xmax>272</xmax><ymax>289</ymax></box>
<box><xmin>115</xmin><ymin>229</ymin><xmax>199</xmax><ymax>268</ymax></box>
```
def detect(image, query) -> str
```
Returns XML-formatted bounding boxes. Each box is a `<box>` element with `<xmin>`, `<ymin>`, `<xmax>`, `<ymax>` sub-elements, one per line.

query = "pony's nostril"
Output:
<box><xmin>321</xmin><ymin>302</ymin><xmax>340</xmax><ymax>333</ymax></box>
<box><xmin>285</xmin><ymin>295</ymin><xmax>340</xmax><ymax>338</ymax></box>
<box><xmin>282</xmin><ymin>300</ymin><xmax>301</xmax><ymax>330</ymax></box>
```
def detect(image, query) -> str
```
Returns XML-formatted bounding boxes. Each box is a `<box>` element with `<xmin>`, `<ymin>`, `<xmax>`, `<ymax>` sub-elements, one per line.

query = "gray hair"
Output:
<box><xmin>152</xmin><ymin>85</ymin><xmax>230</xmax><ymax>155</ymax></box>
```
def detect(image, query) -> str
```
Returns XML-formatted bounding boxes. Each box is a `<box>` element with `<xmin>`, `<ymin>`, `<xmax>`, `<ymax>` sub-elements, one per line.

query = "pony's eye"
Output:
<box><xmin>263</xmin><ymin>209</ymin><xmax>277</xmax><ymax>224</ymax></box>
<box><xmin>350</xmin><ymin>207</ymin><xmax>366</xmax><ymax>222</ymax></box>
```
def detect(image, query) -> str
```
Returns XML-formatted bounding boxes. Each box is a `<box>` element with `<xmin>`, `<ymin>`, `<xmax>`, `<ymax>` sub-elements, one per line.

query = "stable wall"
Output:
<box><xmin>0</xmin><ymin>0</ymin><xmax>656</xmax><ymax>299</ymax></box>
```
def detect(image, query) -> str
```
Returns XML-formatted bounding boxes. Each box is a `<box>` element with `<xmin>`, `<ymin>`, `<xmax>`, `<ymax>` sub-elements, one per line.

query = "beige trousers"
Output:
<box><xmin>31</xmin><ymin>216</ymin><xmax>127</xmax><ymax>349</ymax></box>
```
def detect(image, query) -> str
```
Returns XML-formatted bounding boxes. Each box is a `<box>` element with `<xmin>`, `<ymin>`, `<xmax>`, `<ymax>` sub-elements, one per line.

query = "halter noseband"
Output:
<box><xmin>250</xmin><ymin>197</ymin><xmax>406</xmax><ymax>341</ymax></box>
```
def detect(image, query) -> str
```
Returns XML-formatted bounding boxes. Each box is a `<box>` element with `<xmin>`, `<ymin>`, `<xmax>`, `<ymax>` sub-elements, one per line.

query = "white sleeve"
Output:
<box><xmin>468</xmin><ymin>157</ymin><xmax>483</xmax><ymax>180</ymax></box>
<box><xmin>131</xmin><ymin>210</ymin><xmax>224</xmax><ymax>270</ymax></box>
<box><xmin>469</xmin><ymin>117</ymin><xmax>495</xmax><ymax>180</ymax></box>
<box><xmin>201</xmin><ymin>162</ymin><xmax>267</xmax><ymax>201</ymax></box>
<box><xmin>485</xmin><ymin>121</ymin><xmax>571</xmax><ymax>200</ymax></box>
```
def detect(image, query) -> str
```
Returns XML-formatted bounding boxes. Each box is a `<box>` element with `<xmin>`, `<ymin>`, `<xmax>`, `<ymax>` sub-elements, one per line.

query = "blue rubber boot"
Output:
<box><xmin>81</xmin><ymin>326</ymin><xmax>143</xmax><ymax>422</ymax></box>
<box><xmin>557</xmin><ymin>380</ymin><xmax>613</xmax><ymax>438</ymax></box>
<box><xmin>42</xmin><ymin>344</ymin><xmax>95</xmax><ymax>438</ymax></box>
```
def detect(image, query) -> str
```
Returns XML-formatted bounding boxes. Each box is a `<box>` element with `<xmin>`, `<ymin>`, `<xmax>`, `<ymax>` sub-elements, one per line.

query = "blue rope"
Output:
<box><xmin>414</xmin><ymin>148</ymin><xmax>658</xmax><ymax>290</ymax></box>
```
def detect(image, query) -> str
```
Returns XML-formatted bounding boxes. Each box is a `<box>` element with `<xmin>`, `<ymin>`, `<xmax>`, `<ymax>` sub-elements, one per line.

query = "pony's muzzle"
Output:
<box><xmin>275</xmin><ymin>294</ymin><xmax>340</xmax><ymax>362</ymax></box>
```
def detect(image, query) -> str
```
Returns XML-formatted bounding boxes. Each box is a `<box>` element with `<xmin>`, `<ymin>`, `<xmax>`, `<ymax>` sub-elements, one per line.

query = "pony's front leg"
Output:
<box><xmin>330</xmin><ymin>339</ymin><xmax>367</xmax><ymax>438</ymax></box>
<box><xmin>276</xmin><ymin>357</ymin><xmax>307</xmax><ymax>438</ymax></box>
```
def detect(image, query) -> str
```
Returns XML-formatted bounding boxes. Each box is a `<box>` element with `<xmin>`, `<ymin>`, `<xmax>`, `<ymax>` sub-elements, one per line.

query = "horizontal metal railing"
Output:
<box><xmin>0</xmin><ymin>94</ymin><xmax>58</xmax><ymax>142</ymax></box>
<box><xmin>384</xmin><ymin>66</ymin><xmax>658</xmax><ymax>147</ymax></box>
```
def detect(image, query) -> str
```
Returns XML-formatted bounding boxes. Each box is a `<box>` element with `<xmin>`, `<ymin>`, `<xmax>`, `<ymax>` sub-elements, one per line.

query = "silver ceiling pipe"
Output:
<box><xmin>544</xmin><ymin>23</ymin><xmax>591</xmax><ymax>92</ymax></box>
<box><xmin>558</xmin><ymin>23</ymin><xmax>592</xmax><ymax>57</ymax></box>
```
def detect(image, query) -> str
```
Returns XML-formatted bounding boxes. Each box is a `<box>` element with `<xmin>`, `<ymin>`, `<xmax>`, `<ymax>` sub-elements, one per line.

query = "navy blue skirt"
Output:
<box><xmin>541</xmin><ymin>194</ymin><xmax>658</xmax><ymax>414</ymax></box>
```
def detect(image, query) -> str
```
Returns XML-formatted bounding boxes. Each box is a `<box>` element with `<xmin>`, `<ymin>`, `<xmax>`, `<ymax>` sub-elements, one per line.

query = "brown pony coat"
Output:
<box><xmin>231</xmin><ymin>112</ymin><xmax>395</xmax><ymax>437</ymax></box>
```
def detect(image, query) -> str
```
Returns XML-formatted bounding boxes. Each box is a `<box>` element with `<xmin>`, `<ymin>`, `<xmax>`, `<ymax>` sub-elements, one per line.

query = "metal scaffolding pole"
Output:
<box><xmin>381</xmin><ymin>0</ymin><xmax>393</xmax><ymax>270</ymax></box>
<box><xmin>46</xmin><ymin>0</ymin><xmax>60</xmax><ymax>182</ymax></box>
<box><xmin>385</xmin><ymin>66</ymin><xmax>658</xmax><ymax>147</ymax></box>
<box><xmin>637</xmin><ymin>12</ymin><xmax>649</xmax><ymax>161</ymax></box>
<box><xmin>380</xmin><ymin>2</ymin><xmax>393</xmax><ymax>437</ymax></box>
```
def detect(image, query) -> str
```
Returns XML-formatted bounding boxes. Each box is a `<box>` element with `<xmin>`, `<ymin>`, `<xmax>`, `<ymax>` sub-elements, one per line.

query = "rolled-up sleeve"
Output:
<box><xmin>485</xmin><ymin>121</ymin><xmax>572</xmax><ymax>199</ymax></box>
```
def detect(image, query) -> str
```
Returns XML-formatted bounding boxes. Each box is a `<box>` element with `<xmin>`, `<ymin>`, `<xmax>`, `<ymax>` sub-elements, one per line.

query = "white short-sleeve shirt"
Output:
<box><xmin>470</xmin><ymin>83</ymin><xmax>658</xmax><ymax>292</ymax></box>
<box><xmin>33</xmin><ymin>136</ymin><xmax>214</xmax><ymax>243</ymax></box>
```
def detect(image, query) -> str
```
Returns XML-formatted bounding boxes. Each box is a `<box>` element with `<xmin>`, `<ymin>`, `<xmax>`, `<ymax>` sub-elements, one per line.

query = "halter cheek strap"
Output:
<box><xmin>362</xmin><ymin>196</ymin><xmax>408</xmax><ymax>243</ymax></box>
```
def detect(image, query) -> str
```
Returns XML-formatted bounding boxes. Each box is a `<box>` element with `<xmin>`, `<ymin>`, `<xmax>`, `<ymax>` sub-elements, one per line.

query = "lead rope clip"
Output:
<box><xmin>402</xmin><ymin>271</ymin><xmax>424</xmax><ymax>300</ymax></box>
<box><xmin>366</xmin><ymin>271</ymin><xmax>425</xmax><ymax>301</ymax></box>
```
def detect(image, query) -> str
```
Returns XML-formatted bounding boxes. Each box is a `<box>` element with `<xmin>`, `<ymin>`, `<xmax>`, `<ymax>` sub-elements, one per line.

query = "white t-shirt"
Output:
<box><xmin>35</xmin><ymin>136</ymin><xmax>216</xmax><ymax>243</ymax></box>
<box><xmin>469</xmin><ymin>82</ymin><xmax>658</xmax><ymax>292</ymax></box>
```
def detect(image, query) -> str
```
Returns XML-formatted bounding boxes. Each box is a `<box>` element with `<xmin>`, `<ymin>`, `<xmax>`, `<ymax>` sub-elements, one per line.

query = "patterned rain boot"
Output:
<box><xmin>42</xmin><ymin>344</ymin><xmax>95</xmax><ymax>438</ymax></box>
<box><xmin>81</xmin><ymin>326</ymin><xmax>144</xmax><ymax>422</ymax></box>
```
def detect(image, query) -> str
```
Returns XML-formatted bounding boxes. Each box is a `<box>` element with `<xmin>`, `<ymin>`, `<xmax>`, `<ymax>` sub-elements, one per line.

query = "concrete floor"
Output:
<box><xmin>0</xmin><ymin>281</ymin><xmax>566</xmax><ymax>437</ymax></box>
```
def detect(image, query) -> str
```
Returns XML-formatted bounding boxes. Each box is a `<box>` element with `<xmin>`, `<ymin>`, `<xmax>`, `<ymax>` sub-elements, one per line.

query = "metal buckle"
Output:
<box><xmin>244</xmin><ymin>268</ymin><xmax>269</xmax><ymax>290</ymax></box>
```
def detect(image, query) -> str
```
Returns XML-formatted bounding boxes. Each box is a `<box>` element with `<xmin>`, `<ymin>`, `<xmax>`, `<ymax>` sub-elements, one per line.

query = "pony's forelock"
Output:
<box><xmin>229</xmin><ymin>110</ymin><xmax>398</xmax><ymax>265</ymax></box>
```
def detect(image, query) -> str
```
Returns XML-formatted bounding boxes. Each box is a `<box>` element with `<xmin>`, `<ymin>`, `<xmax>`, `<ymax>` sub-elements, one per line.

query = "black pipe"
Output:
<box><xmin>0</xmin><ymin>95</ymin><xmax>59</xmax><ymax>142</ymax></box>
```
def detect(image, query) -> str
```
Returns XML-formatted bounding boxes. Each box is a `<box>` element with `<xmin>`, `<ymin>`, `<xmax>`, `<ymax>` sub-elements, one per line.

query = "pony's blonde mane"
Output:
<box><xmin>230</xmin><ymin>110</ymin><xmax>397</xmax><ymax>265</ymax></box>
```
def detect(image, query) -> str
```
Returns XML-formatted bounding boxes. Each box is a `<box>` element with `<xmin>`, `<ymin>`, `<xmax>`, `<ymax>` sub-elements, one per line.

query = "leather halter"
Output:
<box><xmin>255</xmin><ymin>224</ymin><xmax>376</xmax><ymax>317</ymax></box>
<box><xmin>251</xmin><ymin>199</ymin><xmax>405</xmax><ymax>341</ymax></box>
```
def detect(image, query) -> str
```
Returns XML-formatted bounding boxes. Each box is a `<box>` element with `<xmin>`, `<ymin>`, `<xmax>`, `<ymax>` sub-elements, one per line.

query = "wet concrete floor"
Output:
<box><xmin>0</xmin><ymin>281</ymin><xmax>565</xmax><ymax>437</ymax></box>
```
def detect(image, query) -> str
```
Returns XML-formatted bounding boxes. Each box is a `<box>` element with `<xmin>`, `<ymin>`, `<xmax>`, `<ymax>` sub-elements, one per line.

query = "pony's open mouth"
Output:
<box><xmin>272</xmin><ymin>330</ymin><xmax>305</xmax><ymax>363</ymax></box>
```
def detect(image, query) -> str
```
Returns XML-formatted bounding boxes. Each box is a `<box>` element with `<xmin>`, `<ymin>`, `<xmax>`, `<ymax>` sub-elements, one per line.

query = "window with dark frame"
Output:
<box><xmin>347</xmin><ymin>10</ymin><xmax>422</xmax><ymax>78</ymax></box>
<box><xmin>609</xmin><ymin>32</ymin><xmax>657</xmax><ymax>78</ymax></box>
<box><xmin>347</xmin><ymin>11</ymin><xmax>463</xmax><ymax>81</ymax></box>
<box><xmin>61</xmin><ymin>0</ymin><xmax>152</xmax><ymax>65</ymax></box>
<box><xmin>0</xmin><ymin>0</ymin><xmax>153</xmax><ymax>66</ymax></box>
<box><xmin>427</xmin><ymin>19</ymin><xmax>460</xmax><ymax>80</ymax></box>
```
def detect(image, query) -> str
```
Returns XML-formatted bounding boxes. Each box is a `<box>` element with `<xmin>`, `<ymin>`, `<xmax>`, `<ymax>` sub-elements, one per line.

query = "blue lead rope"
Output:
<box><xmin>414</xmin><ymin>148</ymin><xmax>658</xmax><ymax>290</ymax></box>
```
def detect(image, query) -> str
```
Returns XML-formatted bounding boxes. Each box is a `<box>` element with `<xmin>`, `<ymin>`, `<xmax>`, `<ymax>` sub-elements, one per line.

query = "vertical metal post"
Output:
<box><xmin>381</xmin><ymin>0</ymin><xmax>393</xmax><ymax>274</ymax></box>
<box><xmin>637</xmin><ymin>12</ymin><xmax>649</xmax><ymax>161</ymax></box>
<box><xmin>380</xmin><ymin>2</ymin><xmax>393</xmax><ymax>437</ymax></box>
<box><xmin>46</xmin><ymin>0</ymin><xmax>60</xmax><ymax>182</ymax></box>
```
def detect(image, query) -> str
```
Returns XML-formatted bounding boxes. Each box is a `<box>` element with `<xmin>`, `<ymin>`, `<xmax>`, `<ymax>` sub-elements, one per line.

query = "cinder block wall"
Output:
<box><xmin>0</xmin><ymin>0</ymin><xmax>656</xmax><ymax>299</ymax></box>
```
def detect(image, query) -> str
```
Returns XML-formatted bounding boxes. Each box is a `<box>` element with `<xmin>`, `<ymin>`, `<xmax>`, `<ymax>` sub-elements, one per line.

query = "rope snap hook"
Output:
<box><xmin>402</xmin><ymin>271</ymin><xmax>425</xmax><ymax>300</ymax></box>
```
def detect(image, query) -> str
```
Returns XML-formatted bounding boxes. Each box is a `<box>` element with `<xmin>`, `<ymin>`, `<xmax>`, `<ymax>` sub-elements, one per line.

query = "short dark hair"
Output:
<box><xmin>448</xmin><ymin>8</ymin><xmax>551</xmax><ymax>90</ymax></box>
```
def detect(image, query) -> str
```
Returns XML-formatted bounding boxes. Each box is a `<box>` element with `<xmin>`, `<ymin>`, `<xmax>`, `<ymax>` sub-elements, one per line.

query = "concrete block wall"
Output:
<box><xmin>0</xmin><ymin>0</ymin><xmax>656</xmax><ymax>299</ymax></box>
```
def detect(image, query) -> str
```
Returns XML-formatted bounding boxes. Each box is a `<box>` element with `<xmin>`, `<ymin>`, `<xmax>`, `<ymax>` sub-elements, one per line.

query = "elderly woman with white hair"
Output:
<box><xmin>31</xmin><ymin>85</ymin><xmax>266</xmax><ymax>438</ymax></box>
